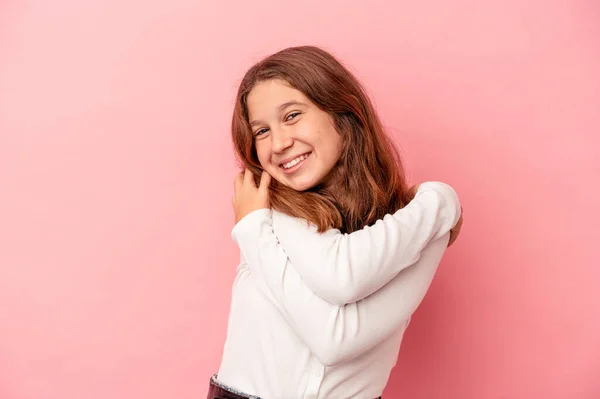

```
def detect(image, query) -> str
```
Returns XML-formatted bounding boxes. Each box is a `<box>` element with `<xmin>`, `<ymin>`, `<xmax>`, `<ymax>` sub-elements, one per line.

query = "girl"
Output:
<box><xmin>209</xmin><ymin>46</ymin><xmax>463</xmax><ymax>399</ymax></box>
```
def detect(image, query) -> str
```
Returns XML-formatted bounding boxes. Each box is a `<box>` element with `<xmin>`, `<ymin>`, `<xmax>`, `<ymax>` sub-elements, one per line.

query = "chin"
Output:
<box><xmin>286</xmin><ymin>177</ymin><xmax>321</xmax><ymax>192</ymax></box>
<box><xmin>272</xmin><ymin>169</ymin><xmax>323</xmax><ymax>192</ymax></box>
<box><xmin>289</xmin><ymin>183</ymin><xmax>312</xmax><ymax>192</ymax></box>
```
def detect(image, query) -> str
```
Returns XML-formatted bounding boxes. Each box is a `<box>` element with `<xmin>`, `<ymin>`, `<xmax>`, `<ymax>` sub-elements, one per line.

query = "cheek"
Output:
<box><xmin>255</xmin><ymin>142</ymin><xmax>273</xmax><ymax>168</ymax></box>
<box><xmin>320</xmin><ymin>130</ymin><xmax>342</xmax><ymax>162</ymax></box>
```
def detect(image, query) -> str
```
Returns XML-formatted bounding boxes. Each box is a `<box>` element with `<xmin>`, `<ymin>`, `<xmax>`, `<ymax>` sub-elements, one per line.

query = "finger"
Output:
<box><xmin>244</xmin><ymin>168</ymin><xmax>254</xmax><ymax>187</ymax></box>
<box><xmin>259</xmin><ymin>171</ymin><xmax>271</xmax><ymax>192</ymax></box>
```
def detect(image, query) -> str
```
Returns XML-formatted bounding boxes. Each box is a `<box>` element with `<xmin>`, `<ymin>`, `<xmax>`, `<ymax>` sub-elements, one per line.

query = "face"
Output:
<box><xmin>246</xmin><ymin>79</ymin><xmax>342</xmax><ymax>191</ymax></box>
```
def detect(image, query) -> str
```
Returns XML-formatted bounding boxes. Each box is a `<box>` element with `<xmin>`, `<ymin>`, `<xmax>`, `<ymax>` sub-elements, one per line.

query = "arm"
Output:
<box><xmin>232</xmin><ymin>210</ymin><xmax>449</xmax><ymax>367</ymax></box>
<box><xmin>272</xmin><ymin>181</ymin><xmax>461</xmax><ymax>305</ymax></box>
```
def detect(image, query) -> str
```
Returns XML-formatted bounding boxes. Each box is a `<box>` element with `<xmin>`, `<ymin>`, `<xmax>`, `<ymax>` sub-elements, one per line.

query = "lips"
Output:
<box><xmin>280</xmin><ymin>152</ymin><xmax>311</xmax><ymax>170</ymax></box>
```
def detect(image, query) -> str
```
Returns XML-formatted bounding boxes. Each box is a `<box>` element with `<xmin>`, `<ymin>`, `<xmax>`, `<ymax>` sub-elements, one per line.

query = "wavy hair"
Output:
<box><xmin>232</xmin><ymin>46</ymin><xmax>411</xmax><ymax>233</ymax></box>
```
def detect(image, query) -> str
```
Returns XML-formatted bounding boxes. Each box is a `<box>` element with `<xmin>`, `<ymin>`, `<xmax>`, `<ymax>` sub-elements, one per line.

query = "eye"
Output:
<box><xmin>254</xmin><ymin>128</ymin><xmax>269</xmax><ymax>137</ymax></box>
<box><xmin>285</xmin><ymin>112</ymin><xmax>301</xmax><ymax>121</ymax></box>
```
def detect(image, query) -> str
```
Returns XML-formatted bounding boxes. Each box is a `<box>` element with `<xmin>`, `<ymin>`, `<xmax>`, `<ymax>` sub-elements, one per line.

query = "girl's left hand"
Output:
<box><xmin>233</xmin><ymin>169</ymin><xmax>271</xmax><ymax>224</ymax></box>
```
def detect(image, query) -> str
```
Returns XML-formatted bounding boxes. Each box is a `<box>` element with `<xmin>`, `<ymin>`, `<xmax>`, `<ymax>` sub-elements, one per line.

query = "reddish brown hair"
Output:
<box><xmin>232</xmin><ymin>46</ymin><xmax>411</xmax><ymax>233</ymax></box>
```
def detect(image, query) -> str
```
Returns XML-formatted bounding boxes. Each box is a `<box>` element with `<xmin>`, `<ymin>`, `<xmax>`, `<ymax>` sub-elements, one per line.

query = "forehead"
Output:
<box><xmin>247</xmin><ymin>79</ymin><xmax>309</xmax><ymax>117</ymax></box>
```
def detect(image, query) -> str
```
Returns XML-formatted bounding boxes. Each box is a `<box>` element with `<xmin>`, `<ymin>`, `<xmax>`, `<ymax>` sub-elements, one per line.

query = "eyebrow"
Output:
<box><xmin>249</xmin><ymin>101</ymin><xmax>307</xmax><ymax>127</ymax></box>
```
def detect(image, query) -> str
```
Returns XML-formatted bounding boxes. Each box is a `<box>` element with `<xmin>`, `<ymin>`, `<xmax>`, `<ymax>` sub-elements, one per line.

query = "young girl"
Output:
<box><xmin>209</xmin><ymin>46</ymin><xmax>463</xmax><ymax>399</ymax></box>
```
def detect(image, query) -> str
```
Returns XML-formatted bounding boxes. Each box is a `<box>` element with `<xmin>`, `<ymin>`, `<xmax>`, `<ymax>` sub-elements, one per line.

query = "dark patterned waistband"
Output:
<box><xmin>206</xmin><ymin>374</ymin><xmax>382</xmax><ymax>399</ymax></box>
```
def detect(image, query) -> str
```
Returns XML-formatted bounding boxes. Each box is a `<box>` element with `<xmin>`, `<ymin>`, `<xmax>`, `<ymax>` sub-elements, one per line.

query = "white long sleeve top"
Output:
<box><xmin>216</xmin><ymin>182</ymin><xmax>462</xmax><ymax>399</ymax></box>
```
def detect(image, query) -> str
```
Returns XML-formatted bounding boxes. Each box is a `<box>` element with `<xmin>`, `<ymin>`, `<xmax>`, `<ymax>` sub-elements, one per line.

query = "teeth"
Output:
<box><xmin>282</xmin><ymin>153</ymin><xmax>310</xmax><ymax>169</ymax></box>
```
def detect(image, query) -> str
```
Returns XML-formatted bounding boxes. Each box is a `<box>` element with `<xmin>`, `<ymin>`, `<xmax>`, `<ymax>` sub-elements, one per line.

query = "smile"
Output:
<box><xmin>280</xmin><ymin>152</ymin><xmax>311</xmax><ymax>170</ymax></box>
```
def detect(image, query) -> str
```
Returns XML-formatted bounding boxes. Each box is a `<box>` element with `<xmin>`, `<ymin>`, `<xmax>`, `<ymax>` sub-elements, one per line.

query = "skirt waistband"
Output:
<box><xmin>206</xmin><ymin>374</ymin><xmax>382</xmax><ymax>399</ymax></box>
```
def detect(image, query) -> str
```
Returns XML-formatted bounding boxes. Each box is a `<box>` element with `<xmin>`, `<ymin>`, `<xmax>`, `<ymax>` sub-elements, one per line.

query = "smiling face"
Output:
<box><xmin>246</xmin><ymin>79</ymin><xmax>343</xmax><ymax>191</ymax></box>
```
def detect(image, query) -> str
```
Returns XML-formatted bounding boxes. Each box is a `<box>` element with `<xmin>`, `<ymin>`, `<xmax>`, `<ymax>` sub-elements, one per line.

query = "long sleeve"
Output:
<box><xmin>232</xmin><ymin>209</ymin><xmax>450</xmax><ymax>367</ymax></box>
<box><xmin>270</xmin><ymin>181</ymin><xmax>461</xmax><ymax>305</ymax></box>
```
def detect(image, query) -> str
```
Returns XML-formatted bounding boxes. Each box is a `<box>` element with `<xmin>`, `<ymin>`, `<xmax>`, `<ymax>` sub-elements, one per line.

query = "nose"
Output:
<box><xmin>271</xmin><ymin>126</ymin><xmax>294</xmax><ymax>153</ymax></box>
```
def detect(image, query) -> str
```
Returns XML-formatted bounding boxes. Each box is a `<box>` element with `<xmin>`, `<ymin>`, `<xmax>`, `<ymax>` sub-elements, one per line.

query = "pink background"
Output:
<box><xmin>1</xmin><ymin>0</ymin><xmax>599</xmax><ymax>398</ymax></box>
